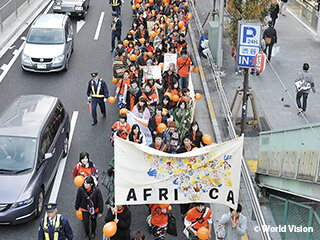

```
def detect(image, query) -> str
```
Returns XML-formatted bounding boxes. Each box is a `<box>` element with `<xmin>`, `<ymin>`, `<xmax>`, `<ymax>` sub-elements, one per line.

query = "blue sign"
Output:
<box><xmin>237</xmin><ymin>22</ymin><xmax>262</xmax><ymax>68</ymax></box>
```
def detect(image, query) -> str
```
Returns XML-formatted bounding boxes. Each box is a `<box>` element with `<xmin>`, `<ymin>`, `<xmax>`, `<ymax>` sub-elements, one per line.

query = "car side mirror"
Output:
<box><xmin>21</xmin><ymin>36</ymin><xmax>26</xmax><ymax>41</ymax></box>
<box><xmin>67</xmin><ymin>37</ymin><xmax>72</xmax><ymax>43</ymax></box>
<box><xmin>44</xmin><ymin>153</ymin><xmax>53</xmax><ymax>160</ymax></box>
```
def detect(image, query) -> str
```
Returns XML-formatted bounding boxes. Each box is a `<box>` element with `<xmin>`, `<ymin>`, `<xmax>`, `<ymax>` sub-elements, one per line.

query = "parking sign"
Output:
<box><xmin>237</xmin><ymin>21</ymin><xmax>262</xmax><ymax>68</ymax></box>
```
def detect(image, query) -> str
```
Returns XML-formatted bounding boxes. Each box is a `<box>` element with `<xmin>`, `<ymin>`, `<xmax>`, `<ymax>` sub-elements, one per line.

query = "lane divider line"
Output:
<box><xmin>94</xmin><ymin>12</ymin><xmax>105</xmax><ymax>40</ymax></box>
<box><xmin>49</xmin><ymin>111</ymin><xmax>79</xmax><ymax>203</ymax></box>
<box><xmin>0</xmin><ymin>44</ymin><xmax>24</xmax><ymax>83</ymax></box>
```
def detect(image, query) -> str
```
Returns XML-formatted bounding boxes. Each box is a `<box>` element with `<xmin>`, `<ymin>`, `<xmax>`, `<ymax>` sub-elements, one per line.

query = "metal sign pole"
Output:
<box><xmin>241</xmin><ymin>68</ymin><xmax>249</xmax><ymax>134</ymax></box>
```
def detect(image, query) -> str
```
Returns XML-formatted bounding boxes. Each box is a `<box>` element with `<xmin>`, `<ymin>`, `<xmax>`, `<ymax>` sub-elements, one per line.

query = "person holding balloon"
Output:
<box><xmin>104</xmin><ymin>205</ymin><xmax>132</xmax><ymax>240</ymax></box>
<box><xmin>148</xmin><ymin>204</ymin><xmax>172</xmax><ymax>240</ymax></box>
<box><xmin>148</xmin><ymin>105</ymin><xmax>167</xmax><ymax>140</ymax></box>
<box><xmin>75</xmin><ymin>176</ymin><xmax>104</xmax><ymax>240</ymax></box>
<box><xmin>184</xmin><ymin>203</ymin><xmax>212</xmax><ymax>240</ymax></box>
<box><xmin>72</xmin><ymin>152</ymin><xmax>99</xmax><ymax>186</ymax></box>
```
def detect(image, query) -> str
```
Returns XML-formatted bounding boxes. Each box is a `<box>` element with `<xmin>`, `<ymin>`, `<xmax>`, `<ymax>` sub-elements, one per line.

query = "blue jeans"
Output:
<box><xmin>179</xmin><ymin>76</ymin><xmax>189</xmax><ymax>89</ymax></box>
<box><xmin>91</xmin><ymin>97</ymin><xmax>106</xmax><ymax>122</ymax></box>
<box><xmin>296</xmin><ymin>92</ymin><xmax>309</xmax><ymax>112</ymax></box>
<box><xmin>111</xmin><ymin>31</ymin><xmax>121</xmax><ymax>51</ymax></box>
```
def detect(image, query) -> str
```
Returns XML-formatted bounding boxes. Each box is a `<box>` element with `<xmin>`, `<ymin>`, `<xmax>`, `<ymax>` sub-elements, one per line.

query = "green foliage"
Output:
<box><xmin>225</xmin><ymin>0</ymin><xmax>271</xmax><ymax>47</ymax></box>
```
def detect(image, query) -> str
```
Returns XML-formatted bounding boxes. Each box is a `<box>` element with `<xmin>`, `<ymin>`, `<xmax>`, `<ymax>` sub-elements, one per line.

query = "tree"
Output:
<box><xmin>225</xmin><ymin>0</ymin><xmax>271</xmax><ymax>48</ymax></box>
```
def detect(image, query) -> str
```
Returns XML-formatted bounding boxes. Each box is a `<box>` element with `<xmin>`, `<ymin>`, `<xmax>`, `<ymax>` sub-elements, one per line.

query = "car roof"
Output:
<box><xmin>0</xmin><ymin>95</ymin><xmax>57</xmax><ymax>138</ymax></box>
<box><xmin>32</xmin><ymin>14</ymin><xmax>67</xmax><ymax>29</ymax></box>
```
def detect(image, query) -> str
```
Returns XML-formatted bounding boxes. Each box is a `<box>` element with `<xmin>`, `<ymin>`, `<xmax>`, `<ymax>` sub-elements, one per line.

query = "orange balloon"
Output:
<box><xmin>131</xmin><ymin>5</ymin><xmax>136</xmax><ymax>10</ymax></box>
<box><xmin>184</xmin><ymin>2</ymin><xmax>189</xmax><ymax>6</ymax></box>
<box><xmin>103</xmin><ymin>222</ymin><xmax>117</xmax><ymax>237</ymax></box>
<box><xmin>76</xmin><ymin>209</ymin><xmax>83</xmax><ymax>220</ymax></box>
<box><xmin>178</xmin><ymin>21</ymin><xmax>184</xmax><ymax>28</ymax></box>
<box><xmin>130</xmin><ymin>54</ymin><xmax>137</xmax><ymax>61</ymax></box>
<box><xmin>146</xmin><ymin>3</ymin><xmax>150</xmax><ymax>8</ymax></box>
<box><xmin>164</xmin><ymin>92</ymin><xmax>172</xmax><ymax>100</ymax></box>
<box><xmin>148</xmin><ymin>52</ymin><xmax>153</xmax><ymax>57</ymax></box>
<box><xmin>151</xmin><ymin>10</ymin><xmax>156</xmax><ymax>16</ymax></box>
<box><xmin>74</xmin><ymin>175</ymin><xmax>84</xmax><ymax>187</ymax></box>
<box><xmin>158</xmin><ymin>123</ymin><xmax>167</xmax><ymax>133</ymax></box>
<box><xmin>175</xmin><ymin>7</ymin><xmax>179</xmax><ymax>11</ymax></box>
<box><xmin>172</xmin><ymin>94</ymin><xmax>179</xmax><ymax>102</ymax></box>
<box><xmin>159</xmin><ymin>62</ymin><xmax>164</xmax><ymax>71</ymax></box>
<box><xmin>119</xmin><ymin>108</ymin><xmax>129</xmax><ymax>115</ymax></box>
<box><xmin>195</xmin><ymin>93</ymin><xmax>202</xmax><ymax>100</ymax></box>
<box><xmin>112</xmin><ymin>78</ymin><xmax>118</xmax><ymax>84</ymax></box>
<box><xmin>167</xmin><ymin>19</ymin><xmax>172</xmax><ymax>25</ymax></box>
<box><xmin>138</xmin><ymin>0</ymin><xmax>142</xmax><ymax>2</ymax></box>
<box><xmin>136</xmin><ymin>3</ymin><xmax>140</xmax><ymax>8</ymax></box>
<box><xmin>123</xmin><ymin>39</ymin><xmax>129</xmax><ymax>47</ymax></box>
<box><xmin>163</xmin><ymin>0</ymin><xmax>168</xmax><ymax>4</ymax></box>
<box><xmin>149</xmin><ymin>0</ymin><xmax>153</xmax><ymax>3</ymax></box>
<box><xmin>164</xmin><ymin>15</ymin><xmax>167</xmax><ymax>22</ymax></box>
<box><xmin>139</xmin><ymin>38</ymin><xmax>145</xmax><ymax>44</ymax></box>
<box><xmin>108</xmin><ymin>96</ymin><xmax>116</xmax><ymax>104</ymax></box>
<box><xmin>162</xmin><ymin>108</ymin><xmax>168</xmax><ymax>115</ymax></box>
<box><xmin>149</xmin><ymin>31</ymin><xmax>157</xmax><ymax>38</ymax></box>
<box><xmin>197</xmin><ymin>227</ymin><xmax>210</xmax><ymax>240</ymax></box>
<box><xmin>202</xmin><ymin>134</ymin><xmax>212</xmax><ymax>145</ymax></box>
<box><xmin>187</xmin><ymin>13</ymin><xmax>193</xmax><ymax>20</ymax></box>
<box><xmin>181</xmin><ymin>26</ymin><xmax>186</xmax><ymax>31</ymax></box>
<box><xmin>159</xmin><ymin>204</ymin><xmax>169</xmax><ymax>208</ymax></box>
<box><xmin>130</xmin><ymin>30</ymin><xmax>135</xmax><ymax>35</ymax></box>
<box><xmin>193</xmin><ymin>67</ymin><xmax>199</xmax><ymax>73</ymax></box>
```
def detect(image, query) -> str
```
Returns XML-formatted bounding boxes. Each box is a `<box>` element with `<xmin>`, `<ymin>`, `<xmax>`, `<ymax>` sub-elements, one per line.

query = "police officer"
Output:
<box><xmin>38</xmin><ymin>203</ymin><xmax>74</xmax><ymax>240</ymax></box>
<box><xmin>87</xmin><ymin>72</ymin><xmax>109</xmax><ymax>125</ymax></box>
<box><xmin>111</xmin><ymin>11</ymin><xmax>122</xmax><ymax>52</ymax></box>
<box><xmin>109</xmin><ymin>0</ymin><xmax>122</xmax><ymax>16</ymax></box>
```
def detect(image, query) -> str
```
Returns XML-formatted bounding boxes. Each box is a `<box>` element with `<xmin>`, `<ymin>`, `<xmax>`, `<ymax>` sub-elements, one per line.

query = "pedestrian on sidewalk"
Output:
<box><xmin>111</xmin><ymin>11</ymin><xmax>122</xmax><ymax>52</ymax></box>
<box><xmin>269</xmin><ymin>0</ymin><xmax>279</xmax><ymax>27</ymax></box>
<box><xmin>296</xmin><ymin>63</ymin><xmax>315</xmax><ymax>115</ymax></box>
<box><xmin>38</xmin><ymin>203</ymin><xmax>74</xmax><ymax>240</ymax></box>
<box><xmin>219</xmin><ymin>204</ymin><xmax>247</xmax><ymax>240</ymax></box>
<box><xmin>279</xmin><ymin>0</ymin><xmax>288</xmax><ymax>16</ymax></box>
<box><xmin>86</xmin><ymin>72</ymin><xmax>109</xmax><ymax>126</ymax></box>
<box><xmin>262</xmin><ymin>21</ymin><xmax>277</xmax><ymax>62</ymax></box>
<box><xmin>75</xmin><ymin>176</ymin><xmax>104</xmax><ymax>240</ymax></box>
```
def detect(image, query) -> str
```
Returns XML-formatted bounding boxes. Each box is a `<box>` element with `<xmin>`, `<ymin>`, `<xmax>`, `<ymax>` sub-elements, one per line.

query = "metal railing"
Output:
<box><xmin>0</xmin><ymin>0</ymin><xmax>30</xmax><ymax>32</ymax></box>
<box><xmin>188</xmin><ymin>0</ymin><xmax>271</xmax><ymax>239</ymax></box>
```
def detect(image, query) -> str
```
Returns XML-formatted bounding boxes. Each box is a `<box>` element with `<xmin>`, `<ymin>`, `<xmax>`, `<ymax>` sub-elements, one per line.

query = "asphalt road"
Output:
<box><xmin>0</xmin><ymin>0</ymin><xmax>187</xmax><ymax>239</ymax></box>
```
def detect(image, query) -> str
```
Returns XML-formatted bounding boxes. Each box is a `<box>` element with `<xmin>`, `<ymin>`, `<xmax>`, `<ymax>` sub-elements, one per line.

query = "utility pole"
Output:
<box><xmin>241</xmin><ymin>68</ymin><xmax>249</xmax><ymax>134</ymax></box>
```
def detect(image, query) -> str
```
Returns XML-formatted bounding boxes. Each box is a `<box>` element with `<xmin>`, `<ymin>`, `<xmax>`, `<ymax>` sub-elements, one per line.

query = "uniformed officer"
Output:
<box><xmin>38</xmin><ymin>203</ymin><xmax>74</xmax><ymax>240</ymax></box>
<box><xmin>111</xmin><ymin>11</ymin><xmax>122</xmax><ymax>52</ymax></box>
<box><xmin>109</xmin><ymin>0</ymin><xmax>122</xmax><ymax>16</ymax></box>
<box><xmin>87</xmin><ymin>72</ymin><xmax>109</xmax><ymax>125</ymax></box>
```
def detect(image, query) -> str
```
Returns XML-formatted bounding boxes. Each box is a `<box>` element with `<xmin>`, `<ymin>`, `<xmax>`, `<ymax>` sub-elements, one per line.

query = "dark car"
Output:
<box><xmin>53</xmin><ymin>0</ymin><xmax>90</xmax><ymax>19</ymax></box>
<box><xmin>0</xmin><ymin>95</ymin><xmax>70</xmax><ymax>225</ymax></box>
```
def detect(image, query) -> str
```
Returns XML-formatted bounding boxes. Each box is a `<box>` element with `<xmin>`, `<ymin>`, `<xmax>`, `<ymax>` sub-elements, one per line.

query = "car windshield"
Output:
<box><xmin>0</xmin><ymin>136</ymin><xmax>36</xmax><ymax>174</ymax></box>
<box><xmin>27</xmin><ymin>28</ymin><xmax>64</xmax><ymax>44</ymax></box>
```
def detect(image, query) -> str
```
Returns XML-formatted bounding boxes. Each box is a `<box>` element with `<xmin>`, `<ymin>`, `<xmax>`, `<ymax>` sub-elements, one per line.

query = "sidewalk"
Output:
<box><xmin>191</xmin><ymin>0</ymin><xmax>320</xmax><ymax>239</ymax></box>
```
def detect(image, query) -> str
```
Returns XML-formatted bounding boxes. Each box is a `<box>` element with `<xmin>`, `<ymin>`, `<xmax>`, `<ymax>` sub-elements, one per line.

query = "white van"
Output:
<box><xmin>21</xmin><ymin>14</ymin><xmax>74</xmax><ymax>72</ymax></box>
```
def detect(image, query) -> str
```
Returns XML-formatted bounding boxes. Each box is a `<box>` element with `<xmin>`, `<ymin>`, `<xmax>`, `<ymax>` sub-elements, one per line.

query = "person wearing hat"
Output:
<box><xmin>38</xmin><ymin>203</ymin><xmax>74</xmax><ymax>240</ymax></box>
<box><xmin>184</xmin><ymin>203</ymin><xmax>213</xmax><ymax>240</ymax></box>
<box><xmin>87</xmin><ymin>72</ymin><xmax>109</xmax><ymax>125</ymax></box>
<box><xmin>111</xmin><ymin>11</ymin><xmax>122</xmax><ymax>52</ymax></box>
<box><xmin>262</xmin><ymin>21</ymin><xmax>277</xmax><ymax>62</ymax></box>
<box><xmin>109</xmin><ymin>0</ymin><xmax>122</xmax><ymax>16</ymax></box>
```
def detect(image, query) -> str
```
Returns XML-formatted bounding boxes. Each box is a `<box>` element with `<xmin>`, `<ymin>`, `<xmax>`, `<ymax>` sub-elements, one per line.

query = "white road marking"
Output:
<box><xmin>0</xmin><ymin>43</ymin><xmax>24</xmax><ymax>83</ymax></box>
<box><xmin>48</xmin><ymin>111</ymin><xmax>79</xmax><ymax>203</ymax></box>
<box><xmin>94</xmin><ymin>12</ymin><xmax>105</xmax><ymax>40</ymax></box>
<box><xmin>77</xmin><ymin>20</ymin><xmax>86</xmax><ymax>33</ymax></box>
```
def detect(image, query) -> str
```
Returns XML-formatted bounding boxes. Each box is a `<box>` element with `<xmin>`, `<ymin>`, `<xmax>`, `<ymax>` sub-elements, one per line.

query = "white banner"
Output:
<box><xmin>126</xmin><ymin>112</ymin><xmax>153</xmax><ymax>146</ymax></box>
<box><xmin>114</xmin><ymin>136</ymin><xmax>243</xmax><ymax>209</ymax></box>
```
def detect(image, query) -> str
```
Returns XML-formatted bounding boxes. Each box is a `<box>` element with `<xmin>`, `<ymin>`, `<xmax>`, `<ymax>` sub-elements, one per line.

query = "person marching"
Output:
<box><xmin>111</xmin><ymin>11</ymin><xmax>122</xmax><ymax>52</ymax></box>
<box><xmin>87</xmin><ymin>72</ymin><xmax>109</xmax><ymax>126</ymax></box>
<box><xmin>72</xmin><ymin>152</ymin><xmax>99</xmax><ymax>186</ymax></box>
<box><xmin>38</xmin><ymin>203</ymin><xmax>74</xmax><ymax>240</ymax></box>
<box><xmin>115</xmin><ymin>70</ymin><xmax>131</xmax><ymax>109</ymax></box>
<box><xmin>109</xmin><ymin>0</ymin><xmax>122</xmax><ymax>16</ymax></box>
<box><xmin>75</xmin><ymin>176</ymin><xmax>104</xmax><ymax>240</ymax></box>
<box><xmin>148</xmin><ymin>204</ymin><xmax>172</xmax><ymax>240</ymax></box>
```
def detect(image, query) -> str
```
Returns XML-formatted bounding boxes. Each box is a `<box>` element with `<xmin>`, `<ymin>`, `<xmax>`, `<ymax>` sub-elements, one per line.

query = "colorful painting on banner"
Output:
<box><xmin>114</xmin><ymin>136</ymin><xmax>243</xmax><ymax>209</ymax></box>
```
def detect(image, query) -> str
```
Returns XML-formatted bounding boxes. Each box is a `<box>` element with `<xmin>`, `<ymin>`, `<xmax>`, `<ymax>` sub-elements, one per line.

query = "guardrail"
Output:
<box><xmin>188</xmin><ymin>0</ymin><xmax>271</xmax><ymax>239</ymax></box>
<box><xmin>0</xmin><ymin>0</ymin><xmax>30</xmax><ymax>32</ymax></box>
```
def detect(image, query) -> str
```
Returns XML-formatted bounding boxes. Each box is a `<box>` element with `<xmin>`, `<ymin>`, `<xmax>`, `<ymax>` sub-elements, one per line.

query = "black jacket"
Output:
<box><xmin>75</xmin><ymin>185</ymin><xmax>104</xmax><ymax>214</ymax></box>
<box><xmin>148</xmin><ymin>114</ymin><xmax>168</xmax><ymax>134</ymax></box>
<box><xmin>105</xmin><ymin>206</ymin><xmax>131</xmax><ymax>240</ymax></box>
<box><xmin>263</xmin><ymin>26</ymin><xmax>277</xmax><ymax>45</ymax></box>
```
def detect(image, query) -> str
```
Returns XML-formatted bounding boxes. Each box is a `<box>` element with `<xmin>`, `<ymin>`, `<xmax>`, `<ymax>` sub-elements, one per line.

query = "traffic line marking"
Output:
<box><xmin>0</xmin><ymin>44</ymin><xmax>24</xmax><ymax>83</ymax></box>
<box><xmin>94</xmin><ymin>12</ymin><xmax>105</xmax><ymax>40</ymax></box>
<box><xmin>48</xmin><ymin>111</ymin><xmax>79</xmax><ymax>203</ymax></box>
<box><xmin>77</xmin><ymin>20</ymin><xmax>86</xmax><ymax>33</ymax></box>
